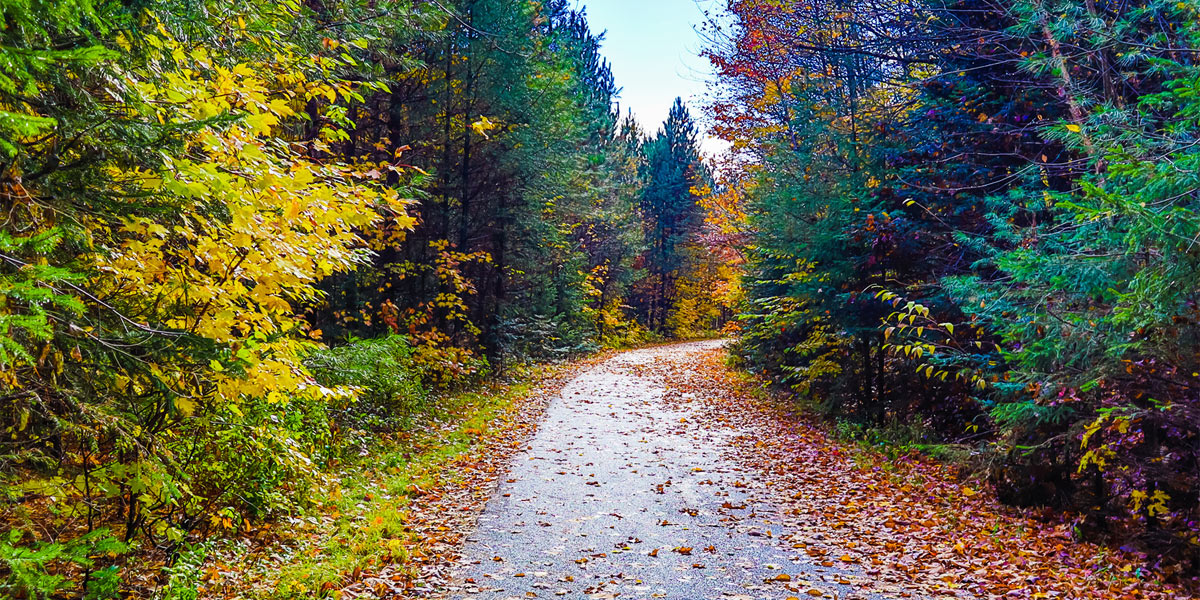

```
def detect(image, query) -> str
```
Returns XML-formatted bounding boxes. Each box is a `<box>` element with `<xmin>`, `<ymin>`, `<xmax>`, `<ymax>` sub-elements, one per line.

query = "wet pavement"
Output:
<box><xmin>443</xmin><ymin>341</ymin><xmax>890</xmax><ymax>600</ymax></box>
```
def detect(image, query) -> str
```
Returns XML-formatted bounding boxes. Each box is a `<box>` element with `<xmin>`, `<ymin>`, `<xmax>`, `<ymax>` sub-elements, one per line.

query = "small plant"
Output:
<box><xmin>0</xmin><ymin>528</ymin><xmax>127</xmax><ymax>600</ymax></box>
<box><xmin>155</xmin><ymin>543</ymin><xmax>210</xmax><ymax>600</ymax></box>
<box><xmin>84</xmin><ymin>566</ymin><xmax>122</xmax><ymax>600</ymax></box>
<box><xmin>835</xmin><ymin>419</ymin><xmax>866</xmax><ymax>441</ymax></box>
<box><xmin>306</xmin><ymin>335</ymin><xmax>429</xmax><ymax>429</ymax></box>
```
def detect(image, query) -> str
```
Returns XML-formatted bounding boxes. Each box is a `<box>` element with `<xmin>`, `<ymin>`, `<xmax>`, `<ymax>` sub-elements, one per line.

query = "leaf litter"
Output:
<box><xmin>648</xmin><ymin>344</ymin><xmax>1198</xmax><ymax>600</ymax></box>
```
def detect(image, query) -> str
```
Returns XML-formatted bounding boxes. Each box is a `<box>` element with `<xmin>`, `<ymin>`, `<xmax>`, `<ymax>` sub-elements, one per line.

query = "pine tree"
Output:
<box><xmin>638</xmin><ymin>98</ymin><xmax>709</xmax><ymax>330</ymax></box>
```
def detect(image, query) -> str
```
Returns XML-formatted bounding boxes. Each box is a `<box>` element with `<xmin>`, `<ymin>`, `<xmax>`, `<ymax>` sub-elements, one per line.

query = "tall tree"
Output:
<box><xmin>707</xmin><ymin>0</ymin><xmax>1200</xmax><ymax>567</ymax></box>
<box><xmin>308</xmin><ymin>0</ymin><xmax>647</xmax><ymax>362</ymax></box>
<box><xmin>637</xmin><ymin>98</ymin><xmax>709</xmax><ymax>330</ymax></box>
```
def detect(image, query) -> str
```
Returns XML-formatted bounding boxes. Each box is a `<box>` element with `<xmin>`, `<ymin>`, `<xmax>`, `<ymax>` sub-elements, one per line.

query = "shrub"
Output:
<box><xmin>601</xmin><ymin>320</ymin><xmax>661</xmax><ymax>350</ymax></box>
<box><xmin>154</xmin><ymin>543</ymin><xmax>210</xmax><ymax>600</ymax></box>
<box><xmin>305</xmin><ymin>336</ymin><xmax>429</xmax><ymax>430</ymax></box>
<box><xmin>492</xmin><ymin>312</ymin><xmax>597</xmax><ymax>363</ymax></box>
<box><xmin>0</xmin><ymin>528</ymin><xmax>127</xmax><ymax>600</ymax></box>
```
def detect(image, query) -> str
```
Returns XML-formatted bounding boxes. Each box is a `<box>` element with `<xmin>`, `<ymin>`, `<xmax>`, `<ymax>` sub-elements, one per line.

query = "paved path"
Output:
<box><xmin>444</xmin><ymin>341</ymin><xmax>884</xmax><ymax>600</ymax></box>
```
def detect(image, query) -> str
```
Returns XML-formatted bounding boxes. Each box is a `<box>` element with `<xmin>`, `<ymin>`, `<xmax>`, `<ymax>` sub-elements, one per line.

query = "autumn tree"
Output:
<box><xmin>708</xmin><ymin>0</ymin><xmax>1200</xmax><ymax>567</ymax></box>
<box><xmin>0</xmin><ymin>7</ymin><xmax>421</xmax><ymax>594</ymax></box>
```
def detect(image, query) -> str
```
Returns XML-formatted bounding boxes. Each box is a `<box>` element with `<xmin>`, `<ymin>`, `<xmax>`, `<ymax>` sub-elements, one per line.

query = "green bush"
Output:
<box><xmin>154</xmin><ymin>543</ymin><xmax>209</xmax><ymax>600</ymax></box>
<box><xmin>601</xmin><ymin>322</ymin><xmax>662</xmax><ymax>350</ymax></box>
<box><xmin>305</xmin><ymin>336</ymin><xmax>429</xmax><ymax>430</ymax></box>
<box><xmin>0</xmin><ymin>528</ymin><xmax>127</xmax><ymax>600</ymax></box>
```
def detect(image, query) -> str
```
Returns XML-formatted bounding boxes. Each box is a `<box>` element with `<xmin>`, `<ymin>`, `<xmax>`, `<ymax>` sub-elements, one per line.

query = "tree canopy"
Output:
<box><xmin>709</xmin><ymin>0</ymin><xmax>1200</xmax><ymax>571</ymax></box>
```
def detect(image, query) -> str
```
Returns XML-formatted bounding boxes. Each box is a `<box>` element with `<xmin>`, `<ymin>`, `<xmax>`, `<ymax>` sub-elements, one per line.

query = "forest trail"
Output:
<box><xmin>442</xmin><ymin>341</ymin><xmax>885</xmax><ymax>600</ymax></box>
<box><xmin>435</xmin><ymin>343</ymin><xmax>1190</xmax><ymax>600</ymax></box>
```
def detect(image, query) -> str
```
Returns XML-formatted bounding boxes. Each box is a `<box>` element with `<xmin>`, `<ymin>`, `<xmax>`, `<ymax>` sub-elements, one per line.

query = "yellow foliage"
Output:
<box><xmin>93</xmin><ymin>32</ymin><xmax>413</xmax><ymax>407</ymax></box>
<box><xmin>666</xmin><ymin>245</ymin><xmax>738</xmax><ymax>339</ymax></box>
<box><xmin>471</xmin><ymin>115</ymin><xmax>501</xmax><ymax>138</ymax></box>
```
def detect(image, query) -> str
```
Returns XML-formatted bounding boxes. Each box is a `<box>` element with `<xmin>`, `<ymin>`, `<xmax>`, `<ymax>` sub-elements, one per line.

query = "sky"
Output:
<box><xmin>576</xmin><ymin>0</ymin><xmax>729</xmax><ymax>158</ymax></box>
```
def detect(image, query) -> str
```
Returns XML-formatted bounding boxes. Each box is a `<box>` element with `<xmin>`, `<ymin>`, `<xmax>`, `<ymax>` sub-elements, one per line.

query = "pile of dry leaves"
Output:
<box><xmin>648</xmin><ymin>346</ymin><xmax>1197</xmax><ymax>599</ymax></box>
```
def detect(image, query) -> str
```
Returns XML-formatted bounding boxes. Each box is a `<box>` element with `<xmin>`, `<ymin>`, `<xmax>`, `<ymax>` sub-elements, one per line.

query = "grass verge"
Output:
<box><xmin>200</xmin><ymin>363</ymin><xmax>572</xmax><ymax>599</ymax></box>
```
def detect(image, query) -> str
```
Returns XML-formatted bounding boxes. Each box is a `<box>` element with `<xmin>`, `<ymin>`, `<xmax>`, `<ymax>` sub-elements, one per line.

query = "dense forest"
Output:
<box><xmin>0</xmin><ymin>1</ymin><xmax>729</xmax><ymax>596</ymax></box>
<box><xmin>709</xmin><ymin>0</ymin><xmax>1200</xmax><ymax>575</ymax></box>
<box><xmin>4</xmin><ymin>0</ymin><xmax>1200</xmax><ymax>597</ymax></box>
